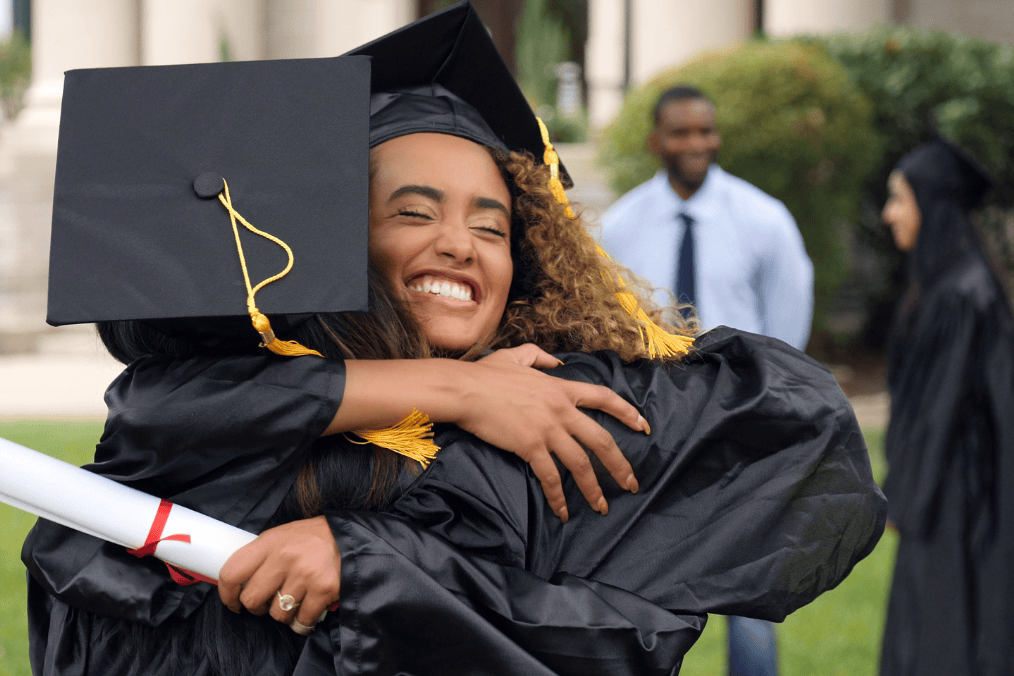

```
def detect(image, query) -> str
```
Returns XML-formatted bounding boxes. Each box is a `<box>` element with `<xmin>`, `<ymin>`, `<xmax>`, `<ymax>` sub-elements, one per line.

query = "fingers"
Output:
<box><xmin>481</xmin><ymin>343</ymin><xmax>561</xmax><ymax>370</ymax></box>
<box><xmin>219</xmin><ymin>540</ymin><xmax>271</xmax><ymax>613</ymax></box>
<box><xmin>291</xmin><ymin>571</ymin><xmax>339</xmax><ymax>631</ymax></box>
<box><xmin>565</xmin><ymin>409</ymin><xmax>640</xmax><ymax>496</ymax></box>
<box><xmin>525</xmin><ymin>449</ymin><xmax>570</xmax><ymax>523</ymax></box>
<box><xmin>548</xmin><ymin>430</ymin><xmax>611</xmax><ymax>516</ymax></box>
<box><xmin>511</xmin><ymin>343</ymin><xmax>565</xmax><ymax>370</ymax></box>
<box><xmin>572</xmin><ymin>381</ymin><xmax>651</xmax><ymax>436</ymax></box>
<box><xmin>216</xmin><ymin>517</ymin><xmax>342</xmax><ymax>634</ymax></box>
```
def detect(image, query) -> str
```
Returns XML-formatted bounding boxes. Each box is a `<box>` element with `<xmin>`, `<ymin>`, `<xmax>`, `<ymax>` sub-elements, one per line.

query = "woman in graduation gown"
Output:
<box><xmin>878</xmin><ymin>138</ymin><xmax>1014</xmax><ymax>675</ymax></box>
<box><xmin>23</xmin><ymin>4</ymin><xmax>885</xmax><ymax>675</ymax></box>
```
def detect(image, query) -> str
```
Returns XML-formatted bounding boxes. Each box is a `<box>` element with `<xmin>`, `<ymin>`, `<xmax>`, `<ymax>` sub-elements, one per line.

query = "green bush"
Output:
<box><xmin>599</xmin><ymin>40</ymin><xmax>880</xmax><ymax>331</ymax></box>
<box><xmin>812</xmin><ymin>27</ymin><xmax>1014</xmax><ymax>208</ymax></box>
<box><xmin>516</xmin><ymin>0</ymin><xmax>570</xmax><ymax>109</ymax></box>
<box><xmin>808</xmin><ymin>27</ymin><xmax>1014</xmax><ymax>320</ymax></box>
<box><xmin>0</xmin><ymin>30</ymin><xmax>30</xmax><ymax>120</ymax></box>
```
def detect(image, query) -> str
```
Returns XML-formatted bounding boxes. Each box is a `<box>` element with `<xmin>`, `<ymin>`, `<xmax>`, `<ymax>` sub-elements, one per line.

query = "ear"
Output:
<box><xmin>647</xmin><ymin>128</ymin><xmax>661</xmax><ymax>159</ymax></box>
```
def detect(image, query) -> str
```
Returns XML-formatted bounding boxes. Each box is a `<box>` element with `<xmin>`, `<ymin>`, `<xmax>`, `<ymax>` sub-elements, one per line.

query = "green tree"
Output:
<box><xmin>0</xmin><ymin>30</ymin><xmax>31</xmax><ymax>120</ymax></box>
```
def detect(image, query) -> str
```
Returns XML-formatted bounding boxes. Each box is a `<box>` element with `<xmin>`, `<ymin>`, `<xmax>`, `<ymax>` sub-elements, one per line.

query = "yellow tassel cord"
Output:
<box><xmin>217</xmin><ymin>179</ymin><xmax>322</xmax><ymax>357</ymax></box>
<box><xmin>347</xmin><ymin>408</ymin><xmax>440</xmax><ymax>467</ymax></box>
<box><xmin>596</xmin><ymin>244</ymin><xmax>694</xmax><ymax>359</ymax></box>
<box><xmin>535</xmin><ymin>118</ymin><xmax>692</xmax><ymax>360</ymax></box>
<box><xmin>536</xmin><ymin>118</ymin><xmax>576</xmax><ymax>219</ymax></box>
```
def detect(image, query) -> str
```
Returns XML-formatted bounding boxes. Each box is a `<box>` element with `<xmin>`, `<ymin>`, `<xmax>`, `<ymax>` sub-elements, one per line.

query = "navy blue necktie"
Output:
<box><xmin>676</xmin><ymin>212</ymin><xmax>696</xmax><ymax>307</ymax></box>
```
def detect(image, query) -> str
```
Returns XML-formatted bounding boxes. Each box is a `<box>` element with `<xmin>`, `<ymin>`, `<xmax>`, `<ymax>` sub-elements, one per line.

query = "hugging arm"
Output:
<box><xmin>335</xmin><ymin>345</ymin><xmax>648</xmax><ymax>519</ymax></box>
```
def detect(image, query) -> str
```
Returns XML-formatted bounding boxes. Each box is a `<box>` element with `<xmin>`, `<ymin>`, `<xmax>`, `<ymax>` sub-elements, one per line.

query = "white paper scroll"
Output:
<box><xmin>0</xmin><ymin>436</ymin><xmax>257</xmax><ymax>581</ymax></box>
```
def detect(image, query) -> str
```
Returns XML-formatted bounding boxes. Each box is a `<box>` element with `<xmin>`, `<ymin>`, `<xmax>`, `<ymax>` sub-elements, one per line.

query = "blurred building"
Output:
<box><xmin>1</xmin><ymin>0</ymin><xmax>1012</xmax><ymax>352</ymax></box>
<box><xmin>587</xmin><ymin>0</ymin><xmax>1014</xmax><ymax>127</ymax></box>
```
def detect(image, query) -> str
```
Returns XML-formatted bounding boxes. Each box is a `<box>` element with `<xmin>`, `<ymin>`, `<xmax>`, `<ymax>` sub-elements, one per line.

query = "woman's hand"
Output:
<box><xmin>218</xmin><ymin>516</ymin><xmax>340</xmax><ymax>635</ymax></box>
<box><xmin>459</xmin><ymin>344</ymin><xmax>648</xmax><ymax>522</ymax></box>
<box><xmin>331</xmin><ymin>348</ymin><xmax>650</xmax><ymax>523</ymax></box>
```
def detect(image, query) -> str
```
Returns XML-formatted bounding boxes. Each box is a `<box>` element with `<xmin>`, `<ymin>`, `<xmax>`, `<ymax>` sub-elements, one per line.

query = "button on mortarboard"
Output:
<box><xmin>47</xmin><ymin>57</ymin><xmax>372</xmax><ymax>344</ymax></box>
<box><xmin>193</xmin><ymin>173</ymin><xmax>225</xmax><ymax>200</ymax></box>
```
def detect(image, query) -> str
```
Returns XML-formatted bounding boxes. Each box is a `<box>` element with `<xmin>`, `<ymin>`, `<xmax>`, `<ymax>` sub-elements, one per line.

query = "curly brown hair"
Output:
<box><xmin>481</xmin><ymin>149</ymin><xmax>698</xmax><ymax>362</ymax></box>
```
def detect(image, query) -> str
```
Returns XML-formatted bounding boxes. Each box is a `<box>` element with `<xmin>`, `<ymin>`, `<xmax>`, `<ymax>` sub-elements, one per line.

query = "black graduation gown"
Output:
<box><xmin>879</xmin><ymin>258</ymin><xmax>1014</xmax><ymax>676</ymax></box>
<box><xmin>22</xmin><ymin>328</ymin><xmax>887</xmax><ymax>675</ymax></box>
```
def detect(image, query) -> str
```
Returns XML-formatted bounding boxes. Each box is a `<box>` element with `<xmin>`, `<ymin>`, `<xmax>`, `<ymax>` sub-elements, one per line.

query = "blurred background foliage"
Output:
<box><xmin>808</xmin><ymin>26</ymin><xmax>1014</xmax><ymax>348</ymax></box>
<box><xmin>599</xmin><ymin>40</ymin><xmax>880</xmax><ymax>335</ymax></box>
<box><xmin>515</xmin><ymin>0</ymin><xmax>588</xmax><ymax>142</ymax></box>
<box><xmin>599</xmin><ymin>27</ymin><xmax>1014</xmax><ymax>351</ymax></box>
<box><xmin>0</xmin><ymin>30</ymin><xmax>30</xmax><ymax>121</ymax></box>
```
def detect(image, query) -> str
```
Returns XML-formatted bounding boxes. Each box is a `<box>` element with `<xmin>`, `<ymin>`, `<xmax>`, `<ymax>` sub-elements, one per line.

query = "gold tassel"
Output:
<box><xmin>250</xmin><ymin>309</ymin><xmax>323</xmax><ymax>358</ymax></box>
<box><xmin>610</xmin><ymin>265</ymin><xmax>695</xmax><ymax>359</ymax></box>
<box><xmin>536</xmin><ymin>118</ymin><xmax>576</xmax><ymax>219</ymax></box>
<box><xmin>347</xmin><ymin>408</ymin><xmax>440</xmax><ymax>467</ymax></box>
<box><xmin>533</xmin><ymin>119</ymin><xmax>693</xmax><ymax>360</ymax></box>
<box><xmin>215</xmin><ymin>179</ymin><xmax>322</xmax><ymax>358</ymax></box>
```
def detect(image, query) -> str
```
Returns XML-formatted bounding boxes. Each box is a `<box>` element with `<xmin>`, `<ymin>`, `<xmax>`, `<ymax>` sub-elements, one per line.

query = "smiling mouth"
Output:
<box><xmin>407</xmin><ymin>275</ymin><xmax>475</xmax><ymax>302</ymax></box>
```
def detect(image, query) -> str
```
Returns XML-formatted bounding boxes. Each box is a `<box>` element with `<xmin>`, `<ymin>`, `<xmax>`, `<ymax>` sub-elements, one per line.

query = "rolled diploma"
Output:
<box><xmin>0</xmin><ymin>436</ymin><xmax>257</xmax><ymax>581</ymax></box>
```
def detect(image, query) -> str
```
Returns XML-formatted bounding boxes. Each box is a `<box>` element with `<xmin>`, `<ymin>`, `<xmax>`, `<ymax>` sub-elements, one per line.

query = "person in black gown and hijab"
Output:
<box><xmin>879</xmin><ymin>137</ymin><xmax>1014</xmax><ymax>675</ymax></box>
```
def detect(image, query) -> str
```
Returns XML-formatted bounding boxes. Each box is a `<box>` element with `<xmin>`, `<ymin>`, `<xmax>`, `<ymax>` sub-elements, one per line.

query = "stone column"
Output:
<box><xmin>586</xmin><ymin>0</ymin><xmax>626</xmax><ymax>129</ymax></box>
<box><xmin>141</xmin><ymin>0</ymin><xmax>264</xmax><ymax>65</ymax></box>
<box><xmin>587</xmin><ymin>0</ymin><xmax>751</xmax><ymax>130</ymax></box>
<box><xmin>265</xmin><ymin>0</ymin><xmax>413</xmax><ymax>59</ymax></box>
<box><xmin>0</xmin><ymin>0</ymin><xmax>138</xmax><ymax>352</ymax></box>
<box><xmin>631</xmin><ymin>0</ymin><xmax>750</xmax><ymax>83</ymax></box>
<box><xmin>764</xmin><ymin>0</ymin><xmax>890</xmax><ymax>36</ymax></box>
<box><xmin>906</xmin><ymin>0</ymin><xmax>1014</xmax><ymax>45</ymax></box>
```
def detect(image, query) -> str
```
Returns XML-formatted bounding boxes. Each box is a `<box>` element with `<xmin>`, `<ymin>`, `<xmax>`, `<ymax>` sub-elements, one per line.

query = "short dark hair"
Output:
<box><xmin>653</xmin><ymin>85</ymin><xmax>711</xmax><ymax>125</ymax></box>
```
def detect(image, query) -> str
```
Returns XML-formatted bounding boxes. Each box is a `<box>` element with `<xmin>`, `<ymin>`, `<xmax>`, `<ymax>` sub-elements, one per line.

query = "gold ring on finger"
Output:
<box><xmin>276</xmin><ymin>591</ymin><xmax>300</xmax><ymax>612</ymax></box>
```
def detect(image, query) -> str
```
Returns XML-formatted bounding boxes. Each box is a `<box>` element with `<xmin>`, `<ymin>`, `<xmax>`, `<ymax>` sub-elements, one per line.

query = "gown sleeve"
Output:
<box><xmin>22</xmin><ymin>353</ymin><xmax>345</xmax><ymax>625</ymax></box>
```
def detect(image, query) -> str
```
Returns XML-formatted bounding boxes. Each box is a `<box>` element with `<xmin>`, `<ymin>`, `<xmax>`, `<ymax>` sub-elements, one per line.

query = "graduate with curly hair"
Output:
<box><xmin>23</xmin><ymin>4</ymin><xmax>885</xmax><ymax>675</ymax></box>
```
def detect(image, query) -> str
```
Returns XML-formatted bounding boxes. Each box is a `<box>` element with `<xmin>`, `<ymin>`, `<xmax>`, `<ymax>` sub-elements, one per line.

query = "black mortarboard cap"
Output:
<box><xmin>895</xmin><ymin>133</ymin><xmax>993</xmax><ymax>211</ymax></box>
<box><xmin>46</xmin><ymin>57</ymin><xmax>371</xmax><ymax>345</ymax></box>
<box><xmin>348</xmin><ymin>0</ymin><xmax>572</xmax><ymax>187</ymax></box>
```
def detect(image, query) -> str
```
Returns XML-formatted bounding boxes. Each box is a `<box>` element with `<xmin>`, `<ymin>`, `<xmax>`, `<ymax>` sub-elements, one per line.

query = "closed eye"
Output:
<box><xmin>474</xmin><ymin>226</ymin><xmax>507</xmax><ymax>238</ymax></box>
<box><xmin>398</xmin><ymin>209</ymin><xmax>433</xmax><ymax>220</ymax></box>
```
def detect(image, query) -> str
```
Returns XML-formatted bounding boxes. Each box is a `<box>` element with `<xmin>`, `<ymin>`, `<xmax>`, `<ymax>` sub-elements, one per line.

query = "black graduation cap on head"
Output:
<box><xmin>347</xmin><ymin>0</ymin><xmax>573</xmax><ymax>188</ymax></box>
<box><xmin>46</xmin><ymin>56</ymin><xmax>372</xmax><ymax>353</ymax></box>
<box><xmin>895</xmin><ymin>132</ymin><xmax>993</xmax><ymax>211</ymax></box>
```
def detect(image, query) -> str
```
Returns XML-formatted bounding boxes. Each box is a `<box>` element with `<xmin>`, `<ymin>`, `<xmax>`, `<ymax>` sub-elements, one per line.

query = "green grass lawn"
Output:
<box><xmin>0</xmin><ymin>421</ymin><xmax>105</xmax><ymax>676</ymax></box>
<box><xmin>0</xmin><ymin>422</ymin><xmax>893</xmax><ymax>676</ymax></box>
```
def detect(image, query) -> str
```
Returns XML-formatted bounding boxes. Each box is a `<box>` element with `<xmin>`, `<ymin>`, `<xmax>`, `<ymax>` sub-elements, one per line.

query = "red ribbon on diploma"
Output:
<box><xmin>127</xmin><ymin>498</ymin><xmax>218</xmax><ymax>586</ymax></box>
<box><xmin>126</xmin><ymin>498</ymin><xmax>339</xmax><ymax>612</ymax></box>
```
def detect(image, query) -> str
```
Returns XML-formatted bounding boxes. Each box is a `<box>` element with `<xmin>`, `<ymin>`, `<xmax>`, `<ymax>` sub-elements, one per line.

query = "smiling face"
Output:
<box><xmin>883</xmin><ymin>171</ymin><xmax>922</xmax><ymax>252</ymax></box>
<box><xmin>368</xmin><ymin>133</ymin><xmax>514</xmax><ymax>352</ymax></box>
<box><xmin>649</xmin><ymin>98</ymin><xmax>721</xmax><ymax>199</ymax></box>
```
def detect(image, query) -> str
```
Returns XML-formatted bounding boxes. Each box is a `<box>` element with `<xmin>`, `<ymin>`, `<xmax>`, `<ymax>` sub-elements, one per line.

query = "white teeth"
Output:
<box><xmin>410</xmin><ymin>277</ymin><xmax>474</xmax><ymax>301</ymax></box>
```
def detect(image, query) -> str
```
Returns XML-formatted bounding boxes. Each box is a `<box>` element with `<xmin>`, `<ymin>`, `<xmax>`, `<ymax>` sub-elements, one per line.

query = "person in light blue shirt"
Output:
<box><xmin>601</xmin><ymin>86</ymin><xmax>813</xmax><ymax>352</ymax></box>
<box><xmin>600</xmin><ymin>85</ymin><xmax>815</xmax><ymax>676</ymax></box>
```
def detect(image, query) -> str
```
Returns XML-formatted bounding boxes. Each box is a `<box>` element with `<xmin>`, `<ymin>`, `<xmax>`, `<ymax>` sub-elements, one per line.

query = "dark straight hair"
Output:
<box><xmin>109</xmin><ymin>268</ymin><xmax>431</xmax><ymax>675</ymax></box>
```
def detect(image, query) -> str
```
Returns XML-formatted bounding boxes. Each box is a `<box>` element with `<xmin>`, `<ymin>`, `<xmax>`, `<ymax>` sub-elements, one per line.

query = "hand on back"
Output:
<box><xmin>461</xmin><ymin>344</ymin><xmax>648</xmax><ymax>522</ymax></box>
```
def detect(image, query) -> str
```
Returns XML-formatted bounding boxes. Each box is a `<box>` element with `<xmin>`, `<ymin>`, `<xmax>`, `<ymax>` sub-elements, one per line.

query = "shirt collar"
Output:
<box><xmin>654</xmin><ymin>165</ymin><xmax>721</xmax><ymax>223</ymax></box>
